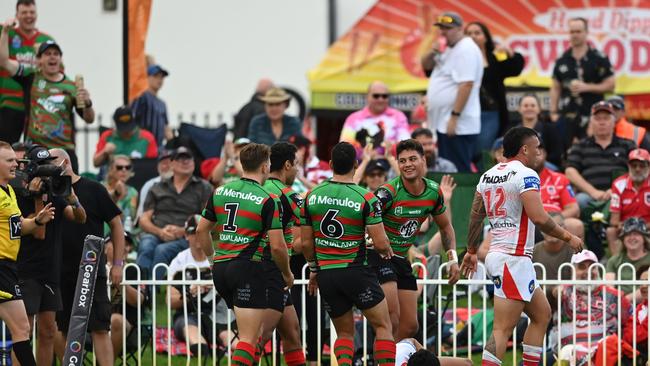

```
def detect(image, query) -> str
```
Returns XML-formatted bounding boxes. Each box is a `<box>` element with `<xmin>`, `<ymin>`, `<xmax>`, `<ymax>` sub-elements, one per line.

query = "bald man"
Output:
<box><xmin>234</xmin><ymin>78</ymin><xmax>275</xmax><ymax>139</ymax></box>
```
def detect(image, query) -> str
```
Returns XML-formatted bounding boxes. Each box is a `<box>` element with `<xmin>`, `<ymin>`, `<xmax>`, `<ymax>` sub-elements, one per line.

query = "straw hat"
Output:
<box><xmin>259</xmin><ymin>88</ymin><xmax>291</xmax><ymax>103</ymax></box>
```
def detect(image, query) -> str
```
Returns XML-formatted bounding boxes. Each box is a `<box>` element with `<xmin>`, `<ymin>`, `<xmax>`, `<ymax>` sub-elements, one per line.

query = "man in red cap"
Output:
<box><xmin>608</xmin><ymin>148</ymin><xmax>650</xmax><ymax>254</ymax></box>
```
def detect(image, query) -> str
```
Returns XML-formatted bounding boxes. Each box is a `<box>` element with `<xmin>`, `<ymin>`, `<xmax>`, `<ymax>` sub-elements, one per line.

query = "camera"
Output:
<box><xmin>10</xmin><ymin>145</ymin><xmax>71</xmax><ymax>198</ymax></box>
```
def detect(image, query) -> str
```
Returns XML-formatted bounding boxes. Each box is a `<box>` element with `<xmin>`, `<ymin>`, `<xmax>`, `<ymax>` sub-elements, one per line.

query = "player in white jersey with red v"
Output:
<box><xmin>460</xmin><ymin>127</ymin><xmax>584</xmax><ymax>366</ymax></box>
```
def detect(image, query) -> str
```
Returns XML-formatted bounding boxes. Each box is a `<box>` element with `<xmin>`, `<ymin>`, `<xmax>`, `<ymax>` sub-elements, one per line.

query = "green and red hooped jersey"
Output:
<box><xmin>0</xmin><ymin>27</ymin><xmax>54</xmax><ymax>111</ymax></box>
<box><xmin>300</xmin><ymin>180</ymin><xmax>383</xmax><ymax>271</ymax></box>
<box><xmin>374</xmin><ymin>176</ymin><xmax>446</xmax><ymax>256</ymax></box>
<box><xmin>202</xmin><ymin>178</ymin><xmax>282</xmax><ymax>263</ymax></box>
<box><xmin>256</xmin><ymin>177</ymin><xmax>303</xmax><ymax>260</ymax></box>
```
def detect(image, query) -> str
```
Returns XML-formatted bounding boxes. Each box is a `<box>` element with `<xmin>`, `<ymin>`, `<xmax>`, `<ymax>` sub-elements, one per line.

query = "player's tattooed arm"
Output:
<box><xmin>484</xmin><ymin>334</ymin><xmax>497</xmax><ymax>355</ymax></box>
<box><xmin>467</xmin><ymin>192</ymin><xmax>487</xmax><ymax>254</ymax></box>
<box><xmin>538</xmin><ymin>216</ymin><xmax>572</xmax><ymax>242</ymax></box>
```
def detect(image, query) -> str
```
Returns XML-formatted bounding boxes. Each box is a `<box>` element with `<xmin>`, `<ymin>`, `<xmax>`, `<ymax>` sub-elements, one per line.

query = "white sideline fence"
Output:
<box><xmin>1</xmin><ymin>260</ymin><xmax>649</xmax><ymax>366</ymax></box>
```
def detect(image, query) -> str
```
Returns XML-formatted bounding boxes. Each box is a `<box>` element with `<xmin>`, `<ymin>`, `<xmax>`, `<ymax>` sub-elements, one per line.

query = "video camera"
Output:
<box><xmin>10</xmin><ymin>145</ymin><xmax>71</xmax><ymax>198</ymax></box>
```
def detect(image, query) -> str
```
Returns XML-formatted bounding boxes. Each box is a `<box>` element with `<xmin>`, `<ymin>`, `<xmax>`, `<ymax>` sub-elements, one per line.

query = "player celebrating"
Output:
<box><xmin>301</xmin><ymin>142</ymin><xmax>395</xmax><ymax>366</ymax></box>
<box><xmin>373</xmin><ymin>139</ymin><xmax>460</xmax><ymax>338</ymax></box>
<box><xmin>256</xmin><ymin>142</ymin><xmax>305</xmax><ymax>366</ymax></box>
<box><xmin>460</xmin><ymin>127</ymin><xmax>583</xmax><ymax>366</ymax></box>
<box><xmin>197</xmin><ymin>143</ymin><xmax>293</xmax><ymax>366</ymax></box>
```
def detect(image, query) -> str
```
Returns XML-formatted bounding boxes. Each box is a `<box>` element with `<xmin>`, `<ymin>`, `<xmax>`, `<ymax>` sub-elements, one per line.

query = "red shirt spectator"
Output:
<box><xmin>610</xmin><ymin>149</ymin><xmax>650</xmax><ymax>225</ymax></box>
<box><xmin>539</xmin><ymin>167</ymin><xmax>578</xmax><ymax>217</ymax></box>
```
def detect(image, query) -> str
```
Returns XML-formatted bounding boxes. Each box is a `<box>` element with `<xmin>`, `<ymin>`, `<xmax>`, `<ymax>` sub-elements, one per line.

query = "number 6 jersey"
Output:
<box><xmin>478</xmin><ymin>160</ymin><xmax>541</xmax><ymax>258</ymax></box>
<box><xmin>301</xmin><ymin>181</ymin><xmax>383</xmax><ymax>271</ymax></box>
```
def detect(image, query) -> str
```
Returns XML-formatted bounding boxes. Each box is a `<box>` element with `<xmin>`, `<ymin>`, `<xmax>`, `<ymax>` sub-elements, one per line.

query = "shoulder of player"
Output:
<box><xmin>348</xmin><ymin>183</ymin><xmax>376</xmax><ymax>202</ymax></box>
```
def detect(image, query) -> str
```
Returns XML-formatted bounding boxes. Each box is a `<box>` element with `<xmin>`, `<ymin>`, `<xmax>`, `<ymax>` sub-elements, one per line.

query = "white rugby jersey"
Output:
<box><xmin>477</xmin><ymin>160</ymin><xmax>540</xmax><ymax>257</ymax></box>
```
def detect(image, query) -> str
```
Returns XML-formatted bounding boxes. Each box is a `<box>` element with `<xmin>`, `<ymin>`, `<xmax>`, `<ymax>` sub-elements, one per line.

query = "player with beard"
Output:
<box><xmin>411</xmin><ymin>128</ymin><xmax>457</xmax><ymax>173</ymax></box>
<box><xmin>373</xmin><ymin>139</ymin><xmax>460</xmax><ymax>339</ymax></box>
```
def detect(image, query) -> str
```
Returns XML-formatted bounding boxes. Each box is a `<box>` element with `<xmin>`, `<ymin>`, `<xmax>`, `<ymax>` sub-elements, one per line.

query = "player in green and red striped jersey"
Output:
<box><xmin>0</xmin><ymin>0</ymin><xmax>54</xmax><ymax>143</ymax></box>
<box><xmin>197</xmin><ymin>143</ymin><xmax>293</xmax><ymax>366</ymax></box>
<box><xmin>301</xmin><ymin>142</ymin><xmax>396</xmax><ymax>366</ymax></box>
<box><xmin>0</xmin><ymin>19</ymin><xmax>94</xmax><ymax>173</ymax></box>
<box><xmin>373</xmin><ymin>139</ymin><xmax>460</xmax><ymax>340</ymax></box>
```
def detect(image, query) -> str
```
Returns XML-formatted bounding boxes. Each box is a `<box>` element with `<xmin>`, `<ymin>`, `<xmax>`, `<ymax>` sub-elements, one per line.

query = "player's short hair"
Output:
<box><xmin>0</xmin><ymin>142</ymin><xmax>12</xmax><ymax>151</ymax></box>
<box><xmin>569</xmin><ymin>17</ymin><xmax>589</xmax><ymax>32</ymax></box>
<box><xmin>16</xmin><ymin>0</ymin><xmax>35</xmax><ymax>10</ymax></box>
<box><xmin>502</xmin><ymin>126</ymin><xmax>539</xmax><ymax>159</ymax></box>
<box><xmin>407</xmin><ymin>349</ymin><xmax>440</xmax><ymax>366</ymax></box>
<box><xmin>240</xmin><ymin>143</ymin><xmax>271</xmax><ymax>173</ymax></box>
<box><xmin>330</xmin><ymin>142</ymin><xmax>356</xmax><ymax>175</ymax></box>
<box><xmin>270</xmin><ymin>142</ymin><xmax>297</xmax><ymax>172</ymax></box>
<box><xmin>396</xmin><ymin>139</ymin><xmax>424</xmax><ymax>157</ymax></box>
<box><xmin>411</xmin><ymin>127</ymin><xmax>433</xmax><ymax>140</ymax></box>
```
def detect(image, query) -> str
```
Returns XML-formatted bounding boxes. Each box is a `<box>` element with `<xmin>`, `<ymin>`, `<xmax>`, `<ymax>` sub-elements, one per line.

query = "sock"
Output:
<box><xmin>482</xmin><ymin>349</ymin><xmax>502</xmax><ymax>366</ymax></box>
<box><xmin>12</xmin><ymin>340</ymin><xmax>36</xmax><ymax>366</ymax></box>
<box><xmin>522</xmin><ymin>344</ymin><xmax>542</xmax><ymax>366</ymax></box>
<box><xmin>333</xmin><ymin>338</ymin><xmax>354</xmax><ymax>366</ymax></box>
<box><xmin>373</xmin><ymin>339</ymin><xmax>396</xmax><ymax>366</ymax></box>
<box><xmin>284</xmin><ymin>348</ymin><xmax>306</xmax><ymax>366</ymax></box>
<box><xmin>232</xmin><ymin>341</ymin><xmax>256</xmax><ymax>366</ymax></box>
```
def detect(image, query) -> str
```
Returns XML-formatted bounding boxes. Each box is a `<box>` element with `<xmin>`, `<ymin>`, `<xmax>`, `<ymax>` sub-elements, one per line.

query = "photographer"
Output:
<box><xmin>16</xmin><ymin>145</ymin><xmax>86</xmax><ymax>366</ymax></box>
<box><xmin>0</xmin><ymin>141</ymin><xmax>55</xmax><ymax>366</ymax></box>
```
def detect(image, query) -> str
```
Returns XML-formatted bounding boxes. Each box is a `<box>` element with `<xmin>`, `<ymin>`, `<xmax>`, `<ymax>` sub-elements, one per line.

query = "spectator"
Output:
<box><xmin>136</xmin><ymin>148</ymin><xmax>173</xmax><ymax>218</ymax></box>
<box><xmin>0</xmin><ymin>25</ymin><xmax>95</xmax><ymax>173</ymax></box>
<box><xmin>549</xmin><ymin>250</ymin><xmax>630</xmax><ymax>365</ymax></box>
<box><xmin>0</xmin><ymin>0</ymin><xmax>54</xmax><ymax>143</ymax></box>
<box><xmin>532</xmin><ymin>143</ymin><xmax>579</xmax><ymax>219</ymax></box>
<box><xmin>247</xmin><ymin>87</ymin><xmax>302</xmax><ymax>146</ymax></box>
<box><xmin>93</xmin><ymin>105</ymin><xmax>158</xmax><ymax>168</ymax></box>
<box><xmin>103</xmin><ymin>155</ymin><xmax>138</xmax><ymax>226</ymax></box>
<box><xmin>233</xmin><ymin>78</ymin><xmax>274</xmax><ymax>139</ymax></box>
<box><xmin>609</xmin><ymin>95</ymin><xmax>650</xmax><ymax>150</ymax></box>
<box><xmin>512</xmin><ymin>94</ymin><xmax>564</xmax><ymax>169</ymax></box>
<box><xmin>565</xmin><ymin>101</ymin><xmax>635</xmax><ymax>211</ymax></box>
<box><xmin>339</xmin><ymin>81</ymin><xmax>410</xmax><ymax>159</ymax></box>
<box><xmin>132</xmin><ymin>64</ymin><xmax>173</xmax><ymax>148</ymax></box>
<box><xmin>532</xmin><ymin>214</ymin><xmax>574</xmax><ymax>281</ymax></box>
<box><xmin>421</xmin><ymin>12</ymin><xmax>483</xmax><ymax>172</ymax></box>
<box><xmin>136</xmin><ymin>146</ymin><xmax>212</xmax><ymax>281</ymax></box>
<box><xmin>490</xmin><ymin>137</ymin><xmax>505</xmax><ymax>164</ymax></box>
<box><xmin>208</xmin><ymin>137</ymin><xmax>250</xmax><ymax>187</ymax></box>
<box><xmin>622</xmin><ymin>265</ymin><xmax>650</xmax><ymax>363</ymax></box>
<box><xmin>49</xmin><ymin>148</ymin><xmax>124</xmax><ymax>366</ymax></box>
<box><xmin>16</xmin><ymin>145</ymin><xmax>86</xmax><ymax>366</ymax></box>
<box><xmin>465</xmin><ymin>21</ymin><xmax>524</xmax><ymax>151</ymax></box>
<box><xmin>408</xmin><ymin>95</ymin><xmax>428</xmax><ymax>132</ymax></box>
<box><xmin>605</xmin><ymin>217</ymin><xmax>650</xmax><ymax>300</ymax></box>
<box><xmin>608</xmin><ymin>148</ymin><xmax>650</xmax><ymax>253</ymax></box>
<box><xmin>288</xmin><ymin>134</ymin><xmax>332</xmax><ymax>191</ymax></box>
<box><xmin>411</xmin><ymin>127</ymin><xmax>457</xmax><ymax>173</ymax></box>
<box><xmin>550</xmin><ymin>17</ymin><xmax>615</xmax><ymax>145</ymax></box>
<box><xmin>356</xmin><ymin>159</ymin><xmax>389</xmax><ymax>192</ymax></box>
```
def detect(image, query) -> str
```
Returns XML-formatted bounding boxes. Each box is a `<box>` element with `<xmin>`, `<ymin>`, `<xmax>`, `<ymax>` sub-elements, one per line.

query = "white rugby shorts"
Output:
<box><xmin>485</xmin><ymin>251</ymin><xmax>539</xmax><ymax>302</ymax></box>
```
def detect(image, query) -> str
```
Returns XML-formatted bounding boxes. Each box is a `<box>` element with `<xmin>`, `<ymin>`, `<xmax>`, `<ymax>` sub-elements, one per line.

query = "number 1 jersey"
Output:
<box><xmin>477</xmin><ymin>160</ymin><xmax>540</xmax><ymax>258</ymax></box>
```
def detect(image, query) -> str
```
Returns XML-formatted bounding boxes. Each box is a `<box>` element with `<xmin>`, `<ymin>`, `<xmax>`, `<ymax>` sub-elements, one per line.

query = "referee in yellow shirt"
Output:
<box><xmin>0</xmin><ymin>141</ymin><xmax>55</xmax><ymax>366</ymax></box>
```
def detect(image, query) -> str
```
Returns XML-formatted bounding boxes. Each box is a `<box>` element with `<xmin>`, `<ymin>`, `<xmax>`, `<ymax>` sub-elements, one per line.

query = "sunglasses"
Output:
<box><xmin>372</xmin><ymin>93</ymin><xmax>390</xmax><ymax>99</ymax></box>
<box><xmin>115</xmin><ymin>164</ymin><xmax>132</xmax><ymax>171</ymax></box>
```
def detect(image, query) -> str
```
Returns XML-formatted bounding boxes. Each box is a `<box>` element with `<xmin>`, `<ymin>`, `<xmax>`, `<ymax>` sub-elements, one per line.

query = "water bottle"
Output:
<box><xmin>124</xmin><ymin>214</ymin><xmax>133</xmax><ymax>234</ymax></box>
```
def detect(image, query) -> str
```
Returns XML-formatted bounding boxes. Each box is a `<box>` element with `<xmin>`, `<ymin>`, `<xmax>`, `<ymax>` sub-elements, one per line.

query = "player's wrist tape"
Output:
<box><xmin>447</xmin><ymin>249</ymin><xmax>458</xmax><ymax>264</ymax></box>
<box><xmin>113</xmin><ymin>259</ymin><xmax>124</xmax><ymax>267</ymax></box>
<box><xmin>308</xmin><ymin>260</ymin><xmax>318</xmax><ymax>272</ymax></box>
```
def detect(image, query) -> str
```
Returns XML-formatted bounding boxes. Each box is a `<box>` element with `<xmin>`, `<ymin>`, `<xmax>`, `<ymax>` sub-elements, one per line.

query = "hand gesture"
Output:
<box><xmin>2</xmin><ymin>18</ymin><xmax>16</xmax><ymax>33</ymax></box>
<box><xmin>440</xmin><ymin>174</ymin><xmax>457</xmax><ymax>203</ymax></box>
<box><xmin>361</xmin><ymin>142</ymin><xmax>374</xmax><ymax>162</ymax></box>
<box><xmin>447</xmin><ymin>262</ymin><xmax>460</xmax><ymax>285</ymax></box>
<box><xmin>104</xmin><ymin>142</ymin><xmax>117</xmax><ymax>155</ymax></box>
<box><xmin>307</xmin><ymin>272</ymin><xmax>318</xmax><ymax>296</ymax></box>
<box><xmin>282</xmin><ymin>271</ymin><xmax>294</xmax><ymax>291</ymax></box>
<box><xmin>35</xmin><ymin>202</ymin><xmax>55</xmax><ymax>225</ymax></box>
<box><xmin>460</xmin><ymin>252</ymin><xmax>478</xmax><ymax>279</ymax></box>
<box><xmin>76</xmin><ymin>88</ymin><xmax>91</xmax><ymax>104</ymax></box>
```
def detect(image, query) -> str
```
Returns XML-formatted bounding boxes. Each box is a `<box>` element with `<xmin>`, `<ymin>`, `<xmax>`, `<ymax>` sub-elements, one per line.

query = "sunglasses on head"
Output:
<box><xmin>115</xmin><ymin>164</ymin><xmax>132</xmax><ymax>171</ymax></box>
<box><xmin>372</xmin><ymin>93</ymin><xmax>389</xmax><ymax>99</ymax></box>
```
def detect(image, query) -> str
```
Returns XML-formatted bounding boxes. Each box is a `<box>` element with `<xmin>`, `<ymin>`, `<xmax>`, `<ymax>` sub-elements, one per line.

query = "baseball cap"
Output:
<box><xmin>234</xmin><ymin>137</ymin><xmax>251</xmax><ymax>147</ymax></box>
<box><xmin>571</xmin><ymin>250</ymin><xmax>598</xmax><ymax>264</ymax></box>
<box><xmin>591</xmin><ymin>101</ymin><xmax>614</xmax><ymax>115</ymax></box>
<box><xmin>365</xmin><ymin>159</ymin><xmax>389</xmax><ymax>175</ymax></box>
<box><xmin>113</xmin><ymin>106</ymin><xmax>136</xmax><ymax>132</ymax></box>
<box><xmin>158</xmin><ymin>149</ymin><xmax>174</xmax><ymax>162</ymax></box>
<box><xmin>172</xmin><ymin>146</ymin><xmax>193</xmax><ymax>160</ymax></box>
<box><xmin>434</xmin><ymin>12</ymin><xmax>463</xmax><ymax>28</ymax></box>
<box><xmin>620</xmin><ymin>217</ymin><xmax>648</xmax><ymax>238</ymax></box>
<box><xmin>628</xmin><ymin>148</ymin><xmax>650</xmax><ymax>163</ymax></box>
<box><xmin>491</xmin><ymin>137</ymin><xmax>504</xmax><ymax>151</ymax></box>
<box><xmin>606</xmin><ymin>95</ymin><xmax>625</xmax><ymax>111</ymax></box>
<box><xmin>185</xmin><ymin>214</ymin><xmax>202</xmax><ymax>234</ymax></box>
<box><xmin>26</xmin><ymin>145</ymin><xmax>55</xmax><ymax>164</ymax></box>
<box><xmin>37</xmin><ymin>40</ymin><xmax>62</xmax><ymax>57</ymax></box>
<box><xmin>147</xmin><ymin>65</ymin><xmax>169</xmax><ymax>77</ymax></box>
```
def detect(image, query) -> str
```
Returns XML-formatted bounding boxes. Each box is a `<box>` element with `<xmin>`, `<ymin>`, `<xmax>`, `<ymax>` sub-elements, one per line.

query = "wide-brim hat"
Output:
<box><xmin>259</xmin><ymin>87</ymin><xmax>291</xmax><ymax>104</ymax></box>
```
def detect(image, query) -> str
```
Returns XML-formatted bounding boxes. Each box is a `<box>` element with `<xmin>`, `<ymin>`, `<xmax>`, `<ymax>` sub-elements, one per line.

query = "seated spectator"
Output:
<box><xmin>136</xmin><ymin>147</ymin><xmax>212</xmax><ymax>280</ymax></box>
<box><xmin>533</xmin><ymin>214</ymin><xmax>574</xmax><ymax>281</ymax></box>
<box><xmin>549</xmin><ymin>250</ymin><xmax>630</xmax><ymax>364</ymax></box>
<box><xmin>288</xmin><ymin>134</ymin><xmax>332</xmax><ymax>191</ymax></box>
<box><xmin>411</xmin><ymin>128</ymin><xmax>457</xmax><ymax>173</ymax></box>
<box><xmin>610</xmin><ymin>95</ymin><xmax>650</xmax><ymax>151</ymax></box>
<box><xmin>565</xmin><ymin>101</ymin><xmax>635</xmax><ymax>211</ymax></box>
<box><xmin>132</xmin><ymin>64</ymin><xmax>173</xmax><ymax>148</ymax></box>
<box><xmin>136</xmin><ymin>149</ymin><xmax>173</xmax><ymax>218</ymax></box>
<box><xmin>167</xmin><ymin>215</ymin><xmax>234</xmax><ymax>356</ymax></box>
<box><xmin>247</xmin><ymin>88</ymin><xmax>302</xmax><ymax>146</ymax></box>
<box><xmin>339</xmin><ymin>81</ymin><xmax>410</xmax><ymax>159</ymax></box>
<box><xmin>209</xmin><ymin>138</ymin><xmax>250</xmax><ymax>187</ymax></box>
<box><xmin>605</xmin><ymin>217</ymin><xmax>650</xmax><ymax>300</ymax></box>
<box><xmin>94</xmin><ymin>106</ymin><xmax>158</xmax><ymax>168</ymax></box>
<box><xmin>608</xmin><ymin>148</ymin><xmax>650</xmax><ymax>254</ymax></box>
<box><xmin>533</xmin><ymin>142</ymin><xmax>579</xmax><ymax>219</ymax></box>
<box><xmin>103</xmin><ymin>155</ymin><xmax>138</xmax><ymax>225</ymax></box>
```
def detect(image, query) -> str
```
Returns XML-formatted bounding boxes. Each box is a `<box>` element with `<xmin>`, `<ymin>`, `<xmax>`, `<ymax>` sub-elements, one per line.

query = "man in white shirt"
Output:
<box><xmin>422</xmin><ymin>12</ymin><xmax>483</xmax><ymax>172</ymax></box>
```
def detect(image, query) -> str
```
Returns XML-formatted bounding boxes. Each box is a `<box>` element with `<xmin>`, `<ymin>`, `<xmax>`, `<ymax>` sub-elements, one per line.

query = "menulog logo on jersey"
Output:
<box><xmin>217</xmin><ymin>187</ymin><xmax>265</xmax><ymax>205</ymax></box>
<box><xmin>308</xmin><ymin>195</ymin><xmax>362</xmax><ymax>211</ymax></box>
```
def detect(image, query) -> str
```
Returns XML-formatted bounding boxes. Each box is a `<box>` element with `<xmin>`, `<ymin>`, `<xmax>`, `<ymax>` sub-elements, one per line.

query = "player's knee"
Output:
<box><xmin>111</xmin><ymin>314</ymin><xmax>123</xmax><ymax>329</ymax></box>
<box><xmin>38</xmin><ymin>321</ymin><xmax>57</xmax><ymax>342</ymax></box>
<box><xmin>12</xmin><ymin>320</ymin><xmax>31</xmax><ymax>341</ymax></box>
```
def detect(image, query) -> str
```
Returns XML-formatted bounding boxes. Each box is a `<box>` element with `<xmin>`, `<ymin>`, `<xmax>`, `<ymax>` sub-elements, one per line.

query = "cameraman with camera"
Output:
<box><xmin>16</xmin><ymin>145</ymin><xmax>86</xmax><ymax>366</ymax></box>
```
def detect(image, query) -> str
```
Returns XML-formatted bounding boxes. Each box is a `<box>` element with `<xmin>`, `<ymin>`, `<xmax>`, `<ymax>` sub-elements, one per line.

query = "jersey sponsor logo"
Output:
<box><xmin>523</xmin><ymin>176</ymin><xmax>541</xmax><ymax>190</ymax></box>
<box><xmin>11</xmin><ymin>35</ymin><xmax>21</xmax><ymax>49</ymax></box>
<box><xmin>219</xmin><ymin>233</ymin><xmax>250</xmax><ymax>243</ymax></box>
<box><xmin>9</xmin><ymin>215</ymin><xmax>20</xmax><ymax>240</ymax></box>
<box><xmin>216</xmin><ymin>187</ymin><xmax>265</xmax><ymax>205</ymax></box>
<box><xmin>491</xmin><ymin>221</ymin><xmax>517</xmax><ymax>229</ymax></box>
<box><xmin>315</xmin><ymin>238</ymin><xmax>356</xmax><ymax>249</ymax></box>
<box><xmin>482</xmin><ymin>171</ymin><xmax>516</xmax><ymax>184</ymax></box>
<box><xmin>399</xmin><ymin>219</ymin><xmax>419</xmax><ymax>238</ymax></box>
<box><xmin>307</xmin><ymin>194</ymin><xmax>361</xmax><ymax>211</ymax></box>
